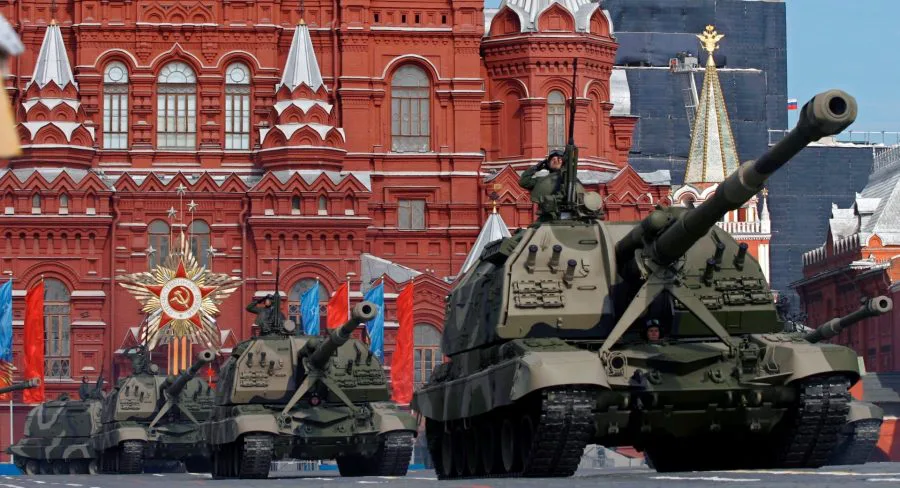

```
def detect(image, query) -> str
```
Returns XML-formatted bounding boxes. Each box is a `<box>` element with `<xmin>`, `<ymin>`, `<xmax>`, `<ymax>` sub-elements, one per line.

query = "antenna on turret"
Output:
<box><xmin>563</xmin><ymin>58</ymin><xmax>580</xmax><ymax>208</ymax></box>
<box><xmin>568</xmin><ymin>59</ymin><xmax>577</xmax><ymax>146</ymax></box>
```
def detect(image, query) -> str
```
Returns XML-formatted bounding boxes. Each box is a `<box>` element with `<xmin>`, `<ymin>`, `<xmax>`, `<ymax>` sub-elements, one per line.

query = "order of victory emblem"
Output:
<box><xmin>117</xmin><ymin>231</ymin><xmax>240</xmax><ymax>351</ymax></box>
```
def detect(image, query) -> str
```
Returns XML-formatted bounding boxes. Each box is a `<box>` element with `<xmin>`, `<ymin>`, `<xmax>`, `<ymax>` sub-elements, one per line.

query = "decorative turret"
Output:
<box><xmin>14</xmin><ymin>20</ymin><xmax>95</xmax><ymax>168</ymax></box>
<box><xmin>674</xmin><ymin>26</ymin><xmax>773</xmax><ymax>281</ymax></box>
<box><xmin>257</xmin><ymin>19</ymin><xmax>345</xmax><ymax>170</ymax></box>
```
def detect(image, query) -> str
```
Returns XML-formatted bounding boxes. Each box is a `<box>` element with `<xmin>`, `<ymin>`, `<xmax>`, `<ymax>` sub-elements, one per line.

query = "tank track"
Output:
<box><xmin>375</xmin><ymin>432</ymin><xmax>415</xmax><ymax>476</ymax></box>
<box><xmin>828</xmin><ymin>419</ymin><xmax>882</xmax><ymax>466</ymax></box>
<box><xmin>433</xmin><ymin>387</ymin><xmax>594</xmax><ymax>479</ymax></box>
<box><xmin>777</xmin><ymin>376</ymin><xmax>851</xmax><ymax>469</ymax></box>
<box><xmin>238</xmin><ymin>435</ymin><xmax>273</xmax><ymax>479</ymax></box>
<box><xmin>118</xmin><ymin>441</ymin><xmax>145</xmax><ymax>474</ymax></box>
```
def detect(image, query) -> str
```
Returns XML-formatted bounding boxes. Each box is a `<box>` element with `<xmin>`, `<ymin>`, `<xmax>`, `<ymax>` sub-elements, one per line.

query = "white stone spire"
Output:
<box><xmin>277</xmin><ymin>20</ymin><xmax>324</xmax><ymax>92</ymax></box>
<box><xmin>459</xmin><ymin>205</ymin><xmax>512</xmax><ymax>275</ymax></box>
<box><xmin>28</xmin><ymin>20</ymin><xmax>77</xmax><ymax>90</ymax></box>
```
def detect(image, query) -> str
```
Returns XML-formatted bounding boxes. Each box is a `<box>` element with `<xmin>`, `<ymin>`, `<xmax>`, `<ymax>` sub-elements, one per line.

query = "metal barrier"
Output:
<box><xmin>768</xmin><ymin>129</ymin><xmax>900</xmax><ymax>147</ymax></box>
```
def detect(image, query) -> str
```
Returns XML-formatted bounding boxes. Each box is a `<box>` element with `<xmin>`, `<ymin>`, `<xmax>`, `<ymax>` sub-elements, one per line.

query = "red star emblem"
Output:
<box><xmin>144</xmin><ymin>260</ymin><xmax>218</xmax><ymax>329</ymax></box>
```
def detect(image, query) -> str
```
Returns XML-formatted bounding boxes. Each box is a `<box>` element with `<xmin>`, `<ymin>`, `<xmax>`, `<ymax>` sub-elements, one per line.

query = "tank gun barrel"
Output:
<box><xmin>0</xmin><ymin>378</ymin><xmax>40</xmax><ymax>395</ymax></box>
<box><xmin>805</xmin><ymin>296</ymin><xmax>892</xmax><ymax>344</ymax></box>
<box><xmin>307</xmin><ymin>301</ymin><xmax>378</xmax><ymax>369</ymax></box>
<box><xmin>619</xmin><ymin>90</ymin><xmax>857</xmax><ymax>268</ymax></box>
<box><xmin>164</xmin><ymin>349</ymin><xmax>215</xmax><ymax>397</ymax></box>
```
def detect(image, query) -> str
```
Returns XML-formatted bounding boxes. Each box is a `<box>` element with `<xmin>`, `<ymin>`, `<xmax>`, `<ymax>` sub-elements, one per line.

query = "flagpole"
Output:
<box><xmin>6</xmin><ymin>273</ymin><xmax>12</xmax><ymax>464</ymax></box>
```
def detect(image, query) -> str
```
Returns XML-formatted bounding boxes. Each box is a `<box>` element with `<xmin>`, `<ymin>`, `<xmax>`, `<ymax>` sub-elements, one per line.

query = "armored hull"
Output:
<box><xmin>412</xmin><ymin>90</ymin><xmax>872</xmax><ymax>476</ymax></box>
<box><xmin>9</xmin><ymin>397</ymin><xmax>101</xmax><ymax>475</ymax></box>
<box><xmin>204</xmin><ymin>302</ymin><xmax>417</xmax><ymax>479</ymax></box>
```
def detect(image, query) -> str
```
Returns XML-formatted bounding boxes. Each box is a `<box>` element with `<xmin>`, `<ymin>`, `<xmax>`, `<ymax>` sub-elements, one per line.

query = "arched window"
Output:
<box><xmin>225</xmin><ymin>62</ymin><xmax>251</xmax><ymax>150</ymax></box>
<box><xmin>103</xmin><ymin>61</ymin><xmax>129</xmax><ymax>149</ymax></box>
<box><xmin>31</xmin><ymin>194</ymin><xmax>41</xmax><ymax>214</ymax></box>
<box><xmin>317</xmin><ymin>196</ymin><xmax>328</xmax><ymax>215</ymax></box>
<box><xmin>414</xmin><ymin>324</ymin><xmax>442</xmax><ymax>387</ymax></box>
<box><xmin>547</xmin><ymin>90</ymin><xmax>566</xmax><ymax>150</ymax></box>
<box><xmin>189</xmin><ymin>220</ymin><xmax>210</xmax><ymax>268</ymax></box>
<box><xmin>289</xmin><ymin>279</ymin><xmax>330</xmax><ymax>333</ymax></box>
<box><xmin>391</xmin><ymin>65</ymin><xmax>430</xmax><ymax>152</ymax></box>
<box><xmin>148</xmin><ymin>220</ymin><xmax>170</xmax><ymax>268</ymax></box>
<box><xmin>291</xmin><ymin>196</ymin><xmax>301</xmax><ymax>214</ymax></box>
<box><xmin>44</xmin><ymin>278</ymin><xmax>71</xmax><ymax>378</ymax></box>
<box><xmin>157</xmin><ymin>62</ymin><xmax>197</xmax><ymax>149</ymax></box>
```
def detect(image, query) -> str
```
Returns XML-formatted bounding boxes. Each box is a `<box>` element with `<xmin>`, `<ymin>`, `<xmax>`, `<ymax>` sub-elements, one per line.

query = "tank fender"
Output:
<box><xmin>203</xmin><ymin>414</ymin><xmax>279</xmax><ymax>446</ymax></box>
<box><xmin>414</xmin><ymin>350</ymin><xmax>606</xmax><ymax>422</ymax></box>
<box><xmin>763</xmin><ymin>339</ymin><xmax>861</xmax><ymax>384</ymax></box>
<box><xmin>92</xmin><ymin>426</ymin><xmax>148</xmax><ymax>452</ymax></box>
<box><xmin>7</xmin><ymin>442</ymin><xmax>95</xmax><ymax>461</ymax></box>
<box><xmin>370</xmin><ymin>403</ymin><xmax>418</xmax><ymax>435</ymax></box>
<box><xmin>509</xmin><ymin>350</ymin><xmax>608</xmax><ymax>401</ymax></box>
<box><xmin>847</xmin><ymin>401</ymin><xmax>884</xmax><ymax>423</ymax></box>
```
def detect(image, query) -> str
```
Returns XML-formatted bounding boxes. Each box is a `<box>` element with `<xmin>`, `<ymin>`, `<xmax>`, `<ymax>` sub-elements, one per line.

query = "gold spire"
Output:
<box><xmin>697</xmin><ymin>25</ymin><xmax>724</xmax><ymax>55</ymax></box>
<box><xmin>492</xmin><ymin>200</ymin><xmax>498</xmax><ymax>214</ymax></box>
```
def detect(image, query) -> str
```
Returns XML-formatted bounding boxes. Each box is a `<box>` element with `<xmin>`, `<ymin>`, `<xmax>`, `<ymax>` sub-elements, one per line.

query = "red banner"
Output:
<box><xmin>23</xmin><ymin>281</ymin><xmax>45</xmax><ymax>404</ymax></box>
<box><xmin>391</xmin><ymin>282</ymin><xmax>414</xmax><ymax>404</ymax></box>
<box><xmin>326</xmin><ymin>282</ymin><xmax>349</xmax><ymax>329</ymax></box>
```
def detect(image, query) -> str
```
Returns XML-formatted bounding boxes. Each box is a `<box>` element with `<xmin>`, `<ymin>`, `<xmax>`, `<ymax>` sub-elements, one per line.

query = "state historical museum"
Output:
<box><xmin>0</xmin><ymin>0</ymin><xmax>672</xmax><ymax>403</ymax></box>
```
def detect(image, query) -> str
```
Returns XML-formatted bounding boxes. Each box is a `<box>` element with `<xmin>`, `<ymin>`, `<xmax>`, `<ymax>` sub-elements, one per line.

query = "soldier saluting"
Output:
<box><xmin>518</xmin><ymin>149</ymin><xmax>586</xmax><ymax>221</ymax></box>
<box><xmin>246</xmin><ymin>294</ymin><xmax>287</xmax><ymax>336</ymax></box>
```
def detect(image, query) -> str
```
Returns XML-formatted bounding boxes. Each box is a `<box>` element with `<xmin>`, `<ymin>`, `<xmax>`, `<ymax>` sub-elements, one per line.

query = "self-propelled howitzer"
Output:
<box><xmin>205</xmin><ymin>300</ymin><xmax>417</xmax><ymax>479</ymax></box>
<box><xmin>412</xmin><ymin>89</ymin><xmax>870</xmax><ymax>477</ymax></box>
<box><xmin>93</xmin><ymin>349</ymin><xmax>217</xmax><ymax>474</ymax></box>
<box><xmin>806</xmin><ymin>296</ymin><xmax>892</xmax><ymax>344</ymax></box>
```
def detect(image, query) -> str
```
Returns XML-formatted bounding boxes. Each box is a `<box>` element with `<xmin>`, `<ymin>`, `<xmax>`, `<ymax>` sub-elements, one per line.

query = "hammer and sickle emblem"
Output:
<box><xmin>170</xmin><ymin>288</ymin><xmax>191</xmax><ymax>308</ymax></box>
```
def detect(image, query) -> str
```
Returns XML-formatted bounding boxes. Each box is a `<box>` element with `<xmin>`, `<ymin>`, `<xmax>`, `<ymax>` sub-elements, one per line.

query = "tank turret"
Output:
<box><xmin>805</xmin><ymin>296</ymin><xmax>892</xmax><ymax>344</ymax></box>
<box><xmin>162</xmin><ymin>349</ymin><xmax>215</xmax><ymax>398</ymax></box>
<box><xmin>302</xmin><ymin>302</ymin><xmax>378</xmax><ymax>369</ymax></box>
<box><xmin>0</xmin><ymin>378</ymin><xmax>39</xmax><ymax>394</ymax></box>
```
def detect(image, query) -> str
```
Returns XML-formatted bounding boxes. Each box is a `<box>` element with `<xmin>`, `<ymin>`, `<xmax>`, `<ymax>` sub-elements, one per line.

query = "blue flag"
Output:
<box><xmin>0</xmin><ymin>279</ymin><xmax>12</xmax><ymax>363</ymax></box>
<box><xmin>363</xmin><ymin>282</ymin><xmax>385</xmax><ymax>360</ymax></box>
<box><xmin>300</xmin><ymin>282</ymin><xmax>320</xmax><ymax>336</ymax></box>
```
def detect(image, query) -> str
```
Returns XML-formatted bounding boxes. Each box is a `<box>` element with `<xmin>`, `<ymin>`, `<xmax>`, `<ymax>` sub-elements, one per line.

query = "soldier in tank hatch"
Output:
<box><xmin>518</xmin><ymin>149</ymin><xmax>587</xmax><ymax>221</ymax></box>
<box><xmin>246</xmin><ymin>294</ymin><xmax>287</xmax><ymax>336</ymax></box>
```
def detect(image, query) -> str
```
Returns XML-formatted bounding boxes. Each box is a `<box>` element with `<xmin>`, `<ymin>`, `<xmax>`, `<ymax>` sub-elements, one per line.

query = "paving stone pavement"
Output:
<box><xmin>2</xmin><ymin>463</ymin><xmax>900</xmax><ymax>488</ymax></box>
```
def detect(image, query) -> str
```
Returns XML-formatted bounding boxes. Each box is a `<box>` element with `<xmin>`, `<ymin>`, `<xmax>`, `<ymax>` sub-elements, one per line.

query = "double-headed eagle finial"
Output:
<box><xmin>697</xmin><ymin>25</ymin><xmax>724</xmax><ymax>54</ymax></box>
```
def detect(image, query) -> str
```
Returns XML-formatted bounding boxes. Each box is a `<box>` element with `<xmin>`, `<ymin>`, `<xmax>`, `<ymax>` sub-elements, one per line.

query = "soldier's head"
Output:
<box><xmin>645</xmin><ymin>319</ymin><xmax>661</xmax><ymax>342</ymax></box>
<box><xmin>547</xmin><ymin>150</ymin><xmax>564</xmax><ymax>171</ymax></box>
<box><xmin>264</xmin><ymin>294</ymin><xmax>274</xmax><ymax>307</ymax></box>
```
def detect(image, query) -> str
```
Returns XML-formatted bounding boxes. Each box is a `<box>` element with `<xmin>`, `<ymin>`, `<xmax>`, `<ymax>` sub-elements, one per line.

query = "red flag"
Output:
<box><xmin>327</xmin><ymin>282</ymin><xmax>349</xmax><ymax>329</ymax></box>
<box><xmin>23</xmin><ymin>281</ymin><xmax>45</xmax><ymax>404</ymax></box>
<box><xmin>392</xmin><ymin>282</ymin><xmax>414</xmax><ymax>404</ymax></box>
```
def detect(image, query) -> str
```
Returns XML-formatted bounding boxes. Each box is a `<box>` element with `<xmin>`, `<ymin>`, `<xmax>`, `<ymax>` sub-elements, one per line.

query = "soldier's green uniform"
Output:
<box><xmin>233</xmin><ymin>296</ymin><xmax>288</xmax><ymax>357</ymax></box>
<box><xmin>246</xmin><ymin>295</ymin><xmax>286</xmax><ymax>336</ymax></box>
<box><xmin>519</xmin><ymin>150</ymin><xmax>585</xmax><ymax>221</ymax></box>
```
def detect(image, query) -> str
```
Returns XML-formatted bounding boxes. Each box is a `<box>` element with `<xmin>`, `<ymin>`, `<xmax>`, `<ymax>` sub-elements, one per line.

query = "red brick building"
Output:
<box><xmin>794</xmin><ymin>156</ymin><xmax>900</xmax><ymax>373</ymax></box>
<box><xmin>0</xmin><ymin>0</ymin><xmax>674</xmax><ymax>442</ymax></box>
